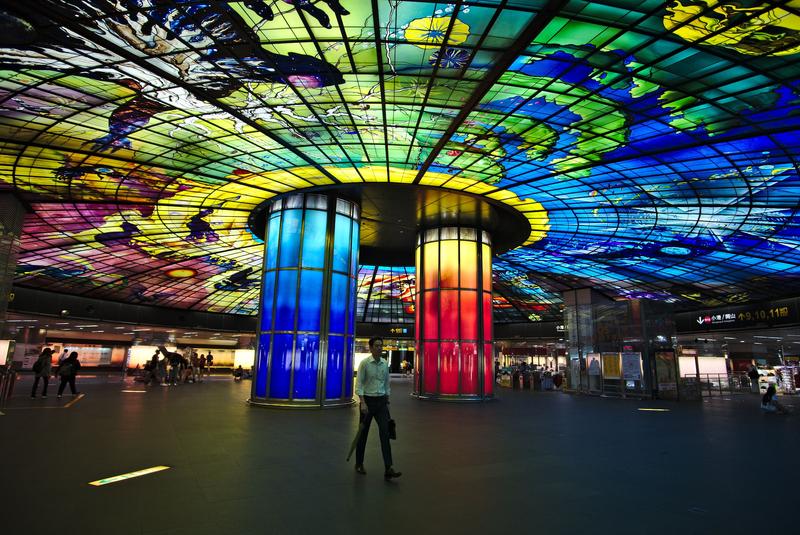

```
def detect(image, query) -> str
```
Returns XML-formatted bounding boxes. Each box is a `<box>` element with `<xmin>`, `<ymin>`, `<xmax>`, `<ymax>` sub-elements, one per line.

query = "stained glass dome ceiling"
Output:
<box><xmin>2</xmin><ymin>0</ymin><xmax>800</xmax><ymax>318</ymax></box>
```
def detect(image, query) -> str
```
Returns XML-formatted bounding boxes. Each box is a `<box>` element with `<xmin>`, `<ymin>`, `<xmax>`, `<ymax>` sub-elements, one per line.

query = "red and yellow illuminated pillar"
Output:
<box><xmin>414</xmin><ymin>227</ymin><xmax>493</xmax><ymax>401</ymax></box>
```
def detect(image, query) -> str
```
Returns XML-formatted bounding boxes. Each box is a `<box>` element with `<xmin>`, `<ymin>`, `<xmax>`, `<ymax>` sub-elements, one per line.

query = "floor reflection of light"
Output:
<box><xmin>89</xmin><ymin>466</ymin><xmax>170</xmax><ymax>486</ymax></box>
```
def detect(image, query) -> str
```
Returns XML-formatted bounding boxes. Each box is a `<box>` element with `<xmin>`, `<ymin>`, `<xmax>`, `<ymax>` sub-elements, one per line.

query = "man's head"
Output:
<box><xmin>368</xmin><ymin>337</ymin><xmax>384</xmax><ymax>359</ymax></box>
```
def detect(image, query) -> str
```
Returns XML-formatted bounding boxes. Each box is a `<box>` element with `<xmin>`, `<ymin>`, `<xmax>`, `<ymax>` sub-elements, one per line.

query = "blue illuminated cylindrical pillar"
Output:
<box><xmin>250</xmin><ymin>193</ymin><xmax>359</xmax><ymax>408</ymax></box>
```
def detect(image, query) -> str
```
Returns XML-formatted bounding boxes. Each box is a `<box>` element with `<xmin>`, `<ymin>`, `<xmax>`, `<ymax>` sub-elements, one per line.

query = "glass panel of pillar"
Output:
<box><xmin>414</xmin><ymin>227</ymin><xmax>493</xmax><ymax>401</ymax></box>
<box><xmin>251</xmin><ymin>193</ymin><xmax>359</xmax><ymax>408</ymax></box>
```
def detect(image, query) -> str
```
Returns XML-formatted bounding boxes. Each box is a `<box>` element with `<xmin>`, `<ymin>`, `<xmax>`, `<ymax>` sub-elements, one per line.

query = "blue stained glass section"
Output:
<box><xmin>329</xmin><ymin>273</ymin><xmax>347</xmax><ymax>334</ymax></box>
<box><xmin>265</xmin><ymin>214</ymin><xmax>281</xmax><ymax>270</ymax></box>
<box><xmin>332</xmin><ymin>213</ymin><xmax>352</xmax><ymax>272</ymax></box>
<box><xmin>269</xmin><ymin>334</ymin><xmax>293</xmax><ymax>399</ymax></box>
<box><xmin>293</xmin><ymin>334</ymin><xmax>319</xmax><ymax>399</ymax></box>
<box><xmin>279</xmin><ymin>210</ymin><xmax>302</xmax><ymax>268</ymax></box>
<box><xmin>326</xmin><ymin>335</ymin><xmax>344</xmax><ymax>399</ymax></box>
<box><xmin>298</xmin><ymin>270</ymin><xmax>323</xmax><ymax>331</ymax></box>
<box><xmin>275</xmin><ymin>270</ymin><xmax>298</xmax><ymax>331</ymax></box>
<box><xmin>349</xmin><ymin>220</ymin><xmax>360</xmax><ymax>274</ymax></box>
<box><xmin>345</xmin><ymin>336</ymin><xmax>354</xmax><ymax>396</ymax></box>
<box><xmin>348</xmin><ymin>276</ymin><xmax>357</xmax><ymax>335</ymax></box>
<box><xmin>301</xmin><ymin>210</ymin><xmax>327</xmax><ymax>268</ymax></box>
<box><xmin>254</xmin><ymin>334</ymin><xmax>270</xmax><ymax>398</ymax></box>
<box><xmin>260</xmin><ymin>270</ymin><xmax>275</xmax><ymax>331</ymax></box>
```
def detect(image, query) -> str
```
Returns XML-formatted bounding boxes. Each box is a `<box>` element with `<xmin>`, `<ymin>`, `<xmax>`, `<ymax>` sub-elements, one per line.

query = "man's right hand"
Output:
<box><xmin>359</xmin><ymin>399</ymin><xmax>368</xmax><ymax>414</ymax></box>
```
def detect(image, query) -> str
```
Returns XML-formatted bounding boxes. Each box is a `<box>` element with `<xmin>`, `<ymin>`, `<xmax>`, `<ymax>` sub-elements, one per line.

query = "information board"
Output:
<box><xmin>676</xmin><ymin>298</ymin><xmax>799</xmax><ymax>332</ymax></box>
<box><xmin>622</xmin><ymin>352</ymin><xmax>642</xmax><ymax>380</ymax></box>
<box><xmin>602</xmin><ymin>353</ymin><xmax>620</xmax><ymax>379</ymax></box>
<box><xmin>655</xmin><ymin>351</ymin><xmax>678</xmax><ymax>396</ymax></box>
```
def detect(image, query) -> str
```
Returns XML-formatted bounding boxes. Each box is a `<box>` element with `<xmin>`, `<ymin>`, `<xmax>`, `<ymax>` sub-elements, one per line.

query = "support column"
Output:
<box><xmin>414</xmin><ymin>227</ymin><xmax>493</xmax><ymax>401</ymax></box>
<box><xmin>250</xmin><ymin>193</ymin><xmax>359</xmax><ymax>408</ymax></box>
<box><xmin>0</xmin><ymin>194</ymin><xmax>24</xmax><ymax>339</ymax></box>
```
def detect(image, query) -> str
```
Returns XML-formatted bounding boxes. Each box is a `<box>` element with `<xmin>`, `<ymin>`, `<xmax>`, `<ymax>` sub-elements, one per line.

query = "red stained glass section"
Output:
<box><xmin>414</xmin><ymin>345</ymin><xmax>420</xmax><ymax>392</ymax></box>
<box><xmin>460</xmin><ymin>342</ymin><xmax>478</xmax><ymax>394</ymax></box>
<box><xmin>482</xmin><ymin>292</ymin><xmax>493</xmax><ymax>340</ymax></box>
<box><xmin>423</xmin><ymin>342</ymin><xmax>439</xmax><ymax>393</ymax></box>
<box><xmin>423</xmin><ymin>292</ymin><xmax>439</xmax><ymax>339</ymax></box>
<box><xmin>460</xmin><ymin>290</ymin><xmax>477</xmax><ymax>339</ymax></box>
<box><xmin>440</xmin><ymin>290</ymin><xmax>459</xmax><ymax>339</ymax></box>
<box><xmin>484</xmin><ymin>343</ymin><xmax>494</xmax><ymax>395</ymax></box>
<box><xmin>414</xmin><ymin>286</ymin><xmax>420</xmax><ymax>338</ymax></box>
<box><xmin>440</xmin><ymin>342</ymin><xmax>458</xmax><ymax>394</ymax></box>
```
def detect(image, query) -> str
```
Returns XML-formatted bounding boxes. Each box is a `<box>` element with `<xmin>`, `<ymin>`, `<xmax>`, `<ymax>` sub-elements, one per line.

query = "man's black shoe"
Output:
<box><xmin>355</xmin><ymin>465</ymin><xmax>366</xmax><ymax>475</ymax></box>
<box><xmin>384</xmin><ymin>468</ymin><xmax>402</xmax><ymax>480</ymax></box>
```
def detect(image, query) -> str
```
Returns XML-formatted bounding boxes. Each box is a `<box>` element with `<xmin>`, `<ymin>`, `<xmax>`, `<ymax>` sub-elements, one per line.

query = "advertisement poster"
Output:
<box><xmin>622</xmin><ymin>352</ymin><xmax>642</xmax><ymax>380</ymax></box>
<box><xmin>587</xmin><ymin>353</ymin><xmax>601</xmax><ymax>376</ymax></box>
<box><xmin>602</xmin><ymin>353</ymin><xmax>620</xmax><ymax>378</ymax></box>
<box><xmin>655</xmin><ymin>351</ymin><xmax>677</xmax><ymax>394</ymax></box>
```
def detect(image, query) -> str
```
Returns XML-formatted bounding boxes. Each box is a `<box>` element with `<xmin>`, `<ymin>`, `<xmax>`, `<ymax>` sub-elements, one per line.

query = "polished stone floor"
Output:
<box><xmin>1</xmin><ymin>373</ymin><xmax>797</xmax><ymax>535</ymax></box>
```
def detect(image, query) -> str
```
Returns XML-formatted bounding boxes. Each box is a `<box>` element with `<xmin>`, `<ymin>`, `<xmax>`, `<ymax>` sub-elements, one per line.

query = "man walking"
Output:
<box><xmin>747</xmin><ymin>364</ymin><xmax>760</xmax><ymax>393</ymax></box>
<box><xmin>354</xmin><ymin>337</ymin><xmax>401</xmax><ymax>480</ymax></box>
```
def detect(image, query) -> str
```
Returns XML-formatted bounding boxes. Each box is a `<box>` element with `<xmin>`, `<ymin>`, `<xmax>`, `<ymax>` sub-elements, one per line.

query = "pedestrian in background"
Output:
<box><xmin>169</xmin><ymin>352</ymin><xmax>182</xmax><ymax>386</ymax></box>
<box><xmin>198</xmin><ymin>354</ymin><xmax>206</xmax><ymax>382</ymax></box>
<box><xmin>748</xmin><ymin>365</ymin><xmax>760</xmax><ymax>393</ymax></box>
<box><xmin>158</xmin><ymin>346</ymin><xmax>183</xmax><ymax>386</ymax></box>
<box><xmin>57</xmin><ymin>351</ymin><xmax>81</xmax><ymax>397</ymax></box>
<box><xmin>206</xmin><ymin>352</ymin><xmax>214</xmax><ymax>379</ymax></box>
<box><xmin>158</xmin><ymin>354</ymin><xmax>168</xmax><ymax>385</ymax></box>
<box><xmin>189</xmin><ymin>351</ymin><xmax>200</xmax><ymax>383</ymax></box>
<box><xmin>147</xmin><ymin>351</ymin><xmax>160</xmax><ymax>385</ymax></box>
<box><xmin>761</xmin><ymin>385</ymin><xmax>790</xmax><ymax>414</ymax></box>
<box><xmin>31</xmin><ymin>347</ymin><xmax>53</xmax><ymax>398</ymax></box>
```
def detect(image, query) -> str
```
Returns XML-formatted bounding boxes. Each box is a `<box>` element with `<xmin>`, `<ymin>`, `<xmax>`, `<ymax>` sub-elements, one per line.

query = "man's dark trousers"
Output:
<box><xmin>355</xmin><ymin>395</ymin><xmax>393</xmax><ymax>469</ymax></box>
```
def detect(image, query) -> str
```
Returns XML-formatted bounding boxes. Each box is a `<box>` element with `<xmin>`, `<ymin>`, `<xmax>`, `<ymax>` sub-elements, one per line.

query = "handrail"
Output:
<box><xmin>680</xmin><ymin>372</ymin><xmax>767</xmax><ymax>397</ymax></box>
